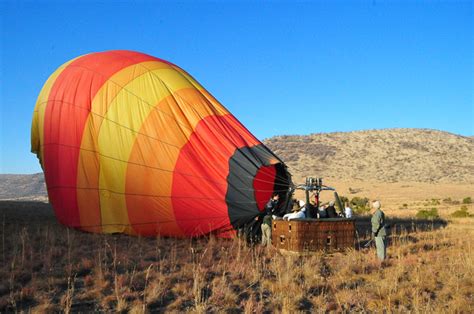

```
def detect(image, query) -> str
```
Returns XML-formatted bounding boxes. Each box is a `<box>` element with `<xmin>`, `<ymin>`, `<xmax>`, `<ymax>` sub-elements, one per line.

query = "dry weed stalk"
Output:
<box><xmin>2</xmin><ymin>214</ymin><xmax>5</xmax><ymax>262</ymax></box>
<box><xmin>142</xmin><ymin>264</ymin><xmax>153</xmax><ymax>312</ymax></box>
<box><xmin>62</xmin><ymin>274</ymin><xmax>76</xmax><ymax>314</ymax></box>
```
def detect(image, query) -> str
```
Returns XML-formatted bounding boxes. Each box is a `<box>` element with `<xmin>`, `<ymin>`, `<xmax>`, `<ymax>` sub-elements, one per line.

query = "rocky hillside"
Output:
<box><xmin>264</xmin><ymin>128</ymin><xmax>474</xmax><ymax>183</ymax></box>
<box><xmin>0</xmin><ymin>173</ymin><xmax>47</xmax><ymax>201</ymax></box>
<box><xmin>0</xmin><ymin>129</ymin><xmax>472</xmax><ymax>200</ymax></box>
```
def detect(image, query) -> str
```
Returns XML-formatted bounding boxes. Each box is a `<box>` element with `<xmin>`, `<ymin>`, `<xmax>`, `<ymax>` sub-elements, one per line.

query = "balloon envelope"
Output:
<box><xmin>31</xmin><ymin>50</ymin><xmax>291</xmax><ymax>237</ymax></box>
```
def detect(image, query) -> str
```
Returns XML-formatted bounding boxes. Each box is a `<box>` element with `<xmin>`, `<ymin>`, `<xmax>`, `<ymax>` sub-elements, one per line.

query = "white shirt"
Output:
<box><xmin>283</xmin><ymin>207</ymin><xmax>306</xmax><ymax>221</ymax></box>
<box><xmin>344</xmin><ymin>206</ymin><xmax>353</xmax><ymax>218</ymax></box>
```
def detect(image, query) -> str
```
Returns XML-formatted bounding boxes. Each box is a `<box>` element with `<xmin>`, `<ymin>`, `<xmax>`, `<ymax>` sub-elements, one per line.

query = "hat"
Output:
<box><xmin>373</xmin><ymin>201</ymin><xmax>381</xmax><ymax>209</ymax></box>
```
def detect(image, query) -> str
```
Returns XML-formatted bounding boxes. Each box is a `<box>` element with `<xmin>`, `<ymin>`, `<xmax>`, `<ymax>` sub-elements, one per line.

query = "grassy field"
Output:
<box><xmin>0</xmin><ymin>201</ymin><xmax>473</xmax><ymax>313</ymax></box>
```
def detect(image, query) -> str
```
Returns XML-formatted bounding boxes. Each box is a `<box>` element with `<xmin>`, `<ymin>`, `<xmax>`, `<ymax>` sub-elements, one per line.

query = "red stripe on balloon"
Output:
<box><xmin>171</xmin><ymin>114</ymin><xmax>259</xmax><ymax>237</ymax></box>
<box><xmin>43</xmin><ymin>51</ymin><xmax>158</xmax><ymax>227</ymax></box>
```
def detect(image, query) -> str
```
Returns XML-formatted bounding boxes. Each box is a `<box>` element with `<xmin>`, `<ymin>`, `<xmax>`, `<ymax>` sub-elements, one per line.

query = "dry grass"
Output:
<box><xmin>292</xmin><ymin>179</ymin><xmax>473</xmax><ymax>219</ymax></box>
<box><xmin>0</xmin><ymin>201</ymin><xmax>473</xmax><ymax>312</ymax></box>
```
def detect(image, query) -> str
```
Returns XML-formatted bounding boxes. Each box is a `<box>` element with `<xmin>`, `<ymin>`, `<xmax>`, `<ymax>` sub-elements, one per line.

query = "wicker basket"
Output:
<box><xmin>272</xmin><ymin>218</ymin><xmax>355</xmax><ymax>252</ymax></box>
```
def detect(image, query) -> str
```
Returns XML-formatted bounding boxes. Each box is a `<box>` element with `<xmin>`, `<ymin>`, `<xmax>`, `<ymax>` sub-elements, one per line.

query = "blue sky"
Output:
<box><xmin>0</xmin><ymin>0</ymin><xmax>472</xmax><ymax>174</ymax></box>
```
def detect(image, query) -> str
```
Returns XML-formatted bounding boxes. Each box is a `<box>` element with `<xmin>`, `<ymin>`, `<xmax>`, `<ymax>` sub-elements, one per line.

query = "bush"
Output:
<box><xmin>350</xmin><ymin>197</ymin><xmax>370</xmax><ymax>215</ymax></box>
<box><xmin>416</xmin><ymin>208</ymin><xmax>439</xmax><ymax>219</ymax></box>
<box><xmin>443</xmin><ymin>197</ymin><xmax>452</xmax><ymax>204</ymax></box>
<box><xmin>462</xmin><ymin>197</ymin><xmax>472</xmax><ymax>204</ymax></box>
<box><xmin>339</xmin><ymin>195</ymin><xmax>349</xmax><ymax>205</ymax></box>
<box><xmin>451</xmin><ymin>206</ymin><xmax>472</xmax><ymax>218</ymax></box>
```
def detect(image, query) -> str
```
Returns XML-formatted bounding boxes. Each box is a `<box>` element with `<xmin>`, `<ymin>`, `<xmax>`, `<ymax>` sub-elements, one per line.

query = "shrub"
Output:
<box><xmin>350</xmin><ymin>197</ymin><xmax>370</xmax><ymax>214</ymax></box>
<box><xmin>416</xmin><ymin>208</ymin><xmax>439</xmax><ymax>219</ymax></box>
<box><xmin>353</xmin><ymin>206</ymin><xmax>370</xmax><ymax>215</ymax></box>
<box><xmin>462</xmin><ymin>197</ymin><xmax>472</xmax><ymax>204</ymax></box>
<box><xmin>442</xmin><ymin>197</ymin><xmax>452</xmax><ymax>204</ymax></box>
<box><xmin>451</xmin><ymin>206</ymin><xmax>472</xmax><ymax>218</ymax></box>
<box><xmin>348</xmin><ymin>187</ymin><xmax>362</xmax><ymax>194</ymax></box>
<box><xmin>339</xmin><ymin>195</ymin><xmax>349</xmax><ymax>205</ymax></box>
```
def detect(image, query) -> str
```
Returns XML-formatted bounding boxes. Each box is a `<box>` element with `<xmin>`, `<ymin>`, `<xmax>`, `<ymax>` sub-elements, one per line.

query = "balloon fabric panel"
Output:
<box><xmin>31</xmin><ymin>50</ymin><xmax>292</xmax><ymax>237</ymax></box>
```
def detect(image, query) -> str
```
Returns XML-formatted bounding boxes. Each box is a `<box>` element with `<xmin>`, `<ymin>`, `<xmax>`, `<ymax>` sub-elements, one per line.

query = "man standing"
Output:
<box><xmin>261</xmin><ymin>193</ymin><xmax>279</xmax><ymax>246</ymax></box>
<box><xmin>371</xmin><ymin>200</ymin><xmax>387</xmax><ymax>261</ymax></box>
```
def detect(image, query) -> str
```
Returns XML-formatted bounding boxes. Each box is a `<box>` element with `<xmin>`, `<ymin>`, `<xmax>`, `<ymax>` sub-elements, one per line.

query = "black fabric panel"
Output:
<box><xmin>272</xmin><ymin>163</ymin><xmax>292</xmax><ymax>216</ymax></box>
<box><xmin>226</xmin><ymin>145</ymin><xmax>291</xmax><ymax>230</ymax></box>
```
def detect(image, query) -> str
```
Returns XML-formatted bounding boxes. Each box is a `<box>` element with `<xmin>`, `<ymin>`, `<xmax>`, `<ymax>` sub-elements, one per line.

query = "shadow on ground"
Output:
<box><xmin>0</xmin><ymin>200</ymin><xmax>56</xmax><ymax>224</ymax></box>
<box><xmin>0</xmin><ymin>200</ymin><xmax>448</xmax><ymax>250</ymax></box>
<box><xmin>354</xmin><ymin>216</ymin><xmax>448</xmax><ymax>249</ymax></box>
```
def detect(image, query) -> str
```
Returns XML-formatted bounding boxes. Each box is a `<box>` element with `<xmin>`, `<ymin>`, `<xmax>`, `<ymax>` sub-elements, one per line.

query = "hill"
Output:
<box><xmin>264</xmin><ymin>128</ymin><xmax>474</xmax><ymax>184</ymax></box>
<box><xmin>1</xmin><ymin>129</ymin><xmax>472</xmax><ymax>203</ymax></box>
<box><xmin>0</xmin><ymin>173</ymin><xmax>47</xmax><ymax>201</ymax></box>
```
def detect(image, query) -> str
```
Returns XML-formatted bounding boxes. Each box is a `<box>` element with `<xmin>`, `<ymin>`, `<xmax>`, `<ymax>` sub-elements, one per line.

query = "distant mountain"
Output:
<box><xmin>0</xmin><ymin>173</ymin><xmax>47</xmax><ymax>201</ymax></box>
<box><xmin>264</xmin><ymin>128</ymin><xmax>474</xmax><ymax>184</ymax></box>
<box><xmin>1</xmin><ymin>129</ymin><xmax>472</xmax><ymax>200</ymax></box>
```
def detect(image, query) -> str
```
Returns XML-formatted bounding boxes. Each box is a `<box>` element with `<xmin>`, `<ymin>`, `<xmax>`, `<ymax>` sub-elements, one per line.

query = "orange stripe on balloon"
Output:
<box><xmin>125</xmin><ymin>88</ymin><xmax>230</xmax><ymax>236</ymax></box>
<box><xmin>77</xmin><ymin>60</ymin><xmax>173</xmax><ymax>233</ymax></box>
<box><xmin>97</xmin><ymin>66</ymin><xmax>216</xmax><ymax>234</ymax></box>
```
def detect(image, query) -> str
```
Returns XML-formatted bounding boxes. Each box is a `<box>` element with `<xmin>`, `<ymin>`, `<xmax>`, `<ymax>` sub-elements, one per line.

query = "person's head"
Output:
<box><xmin>345</xmin><ymin>202</ymin><xmax>350</xmax><ymax>207</ymax></box>
<box><xmin>272</xmin><ymin>193</ymin><xmax>279</xmax><ymax>201</ymax></box>
<box><xmin>329</xmin><ymin>200</ymin><xmax>335</xmax><ymax>206</ymax></box>
<box><xmin>298</xmin><ymin>200</ymin><xmax>305</xmax><ymax>208</ymax></box>
<box><xmin>372</xmin><ymin>200</ymin><xmax>381</xmax><ymax>211</ymax></box>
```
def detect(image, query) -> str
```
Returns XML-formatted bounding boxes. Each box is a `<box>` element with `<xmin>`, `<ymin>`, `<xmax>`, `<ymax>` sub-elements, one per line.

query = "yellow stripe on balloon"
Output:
<box><xmin>97</xmin><ymin>67</ymin><xmax>200</xmax><ymax>233</ymax></box>
<box><xmin>76</xmin><ymin>61</ymin><xmax>173</xmax><ymax>233</ymax></box>
<box><xmin>171</xmin><ymin>65</ymin><xmax>225</xmax><ymax>109</ymax></box>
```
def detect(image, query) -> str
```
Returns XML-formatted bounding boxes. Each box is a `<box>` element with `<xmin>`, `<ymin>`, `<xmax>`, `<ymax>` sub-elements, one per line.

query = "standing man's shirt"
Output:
<box><xmin>262</xmin><ymin>198</ymin><xmax>278</xmax><ymax>226</ymax></box>
<box><xmin>371</xmin><ymin>209</ymin><xmax>386</xmax><ymax>237</ymax></box>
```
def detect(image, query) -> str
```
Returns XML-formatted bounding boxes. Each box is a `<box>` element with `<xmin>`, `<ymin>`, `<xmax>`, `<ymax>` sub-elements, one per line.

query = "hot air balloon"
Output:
<box><xmin>31</xmin><ymin>50</ymin><xmax>292</xmax><ymax>237</ymax></box>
